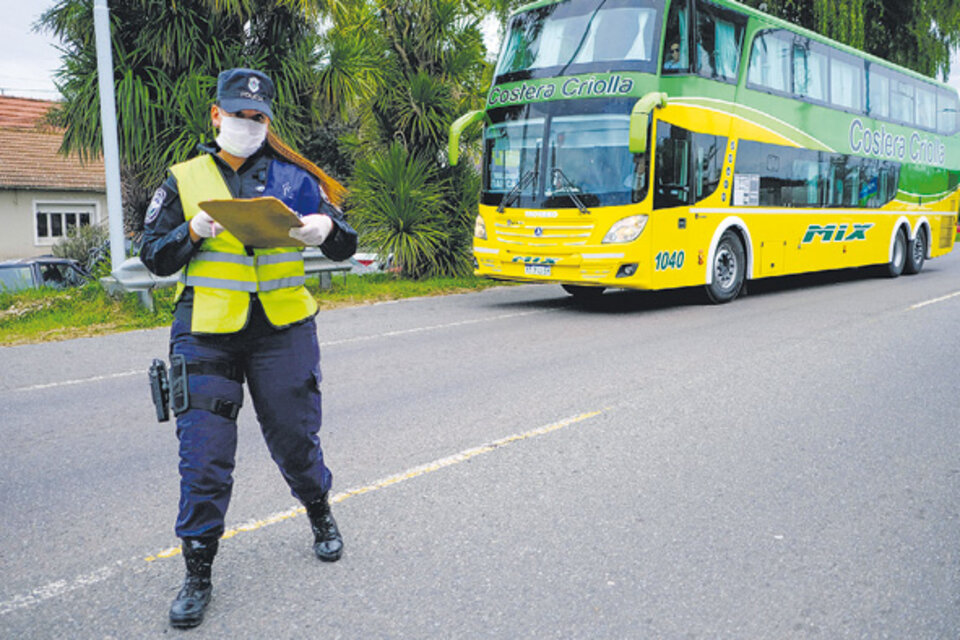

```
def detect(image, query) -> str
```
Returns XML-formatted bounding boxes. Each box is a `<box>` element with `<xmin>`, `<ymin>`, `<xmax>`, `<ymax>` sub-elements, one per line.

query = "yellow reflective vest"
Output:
<box><xmin>170</xmin><ymin>155</ymin><xmax>318</xmax><ymax>334</ymax></box>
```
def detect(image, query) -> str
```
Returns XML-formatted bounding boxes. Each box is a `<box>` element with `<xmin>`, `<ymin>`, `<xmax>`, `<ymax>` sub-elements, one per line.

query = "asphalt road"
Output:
<box><xmin>1</xmin><ymin>250</ymin><xmax>959</xmax><ymax>639</ymax></box>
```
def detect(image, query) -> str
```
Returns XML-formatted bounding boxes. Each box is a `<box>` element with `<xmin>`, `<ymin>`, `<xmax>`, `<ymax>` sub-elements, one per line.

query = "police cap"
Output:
<box><xmin>216</xmin><ymin>68</ymin><xmax>275</xmax><ymax>120</ymax></box>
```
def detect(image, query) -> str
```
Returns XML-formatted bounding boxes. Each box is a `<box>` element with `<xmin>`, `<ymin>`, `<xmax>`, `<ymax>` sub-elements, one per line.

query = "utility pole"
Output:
<box><xmin>93</xmin><ymin>0</ymin><xmax>126</xmax><ymax>274</ymax></box>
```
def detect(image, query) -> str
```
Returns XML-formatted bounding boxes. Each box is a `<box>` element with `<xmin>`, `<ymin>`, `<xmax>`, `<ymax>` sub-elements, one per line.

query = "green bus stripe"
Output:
<box><xmin>670</xmin><ymin>97</ymin><xmax>834</xmax><ymax>152</ymax></box>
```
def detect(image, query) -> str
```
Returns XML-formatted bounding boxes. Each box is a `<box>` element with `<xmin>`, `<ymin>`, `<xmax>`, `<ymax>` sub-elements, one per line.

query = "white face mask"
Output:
<box><xmin>216</xmin><ymin>114</ymin><xmax>268</xmax><ymax>158</ymax></box>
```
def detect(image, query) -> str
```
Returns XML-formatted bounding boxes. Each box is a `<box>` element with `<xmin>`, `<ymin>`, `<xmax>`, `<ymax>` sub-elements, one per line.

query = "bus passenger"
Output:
<box><xmin>664</xmin><ymin>42</ymin><xmax>683</xmax><ymax>70</ymax></box>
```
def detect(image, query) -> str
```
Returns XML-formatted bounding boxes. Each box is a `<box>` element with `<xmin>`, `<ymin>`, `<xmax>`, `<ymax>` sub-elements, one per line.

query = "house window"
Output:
<box><xmin>35</xmin><ymin>203</ymin><xmax>96</xmax><ymax>245</ymax></box>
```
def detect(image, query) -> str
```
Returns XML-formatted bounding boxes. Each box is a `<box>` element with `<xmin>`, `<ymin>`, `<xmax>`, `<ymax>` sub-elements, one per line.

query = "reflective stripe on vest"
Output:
<box><xmin>170</xmin><ymin>155</ymin><xmax>317</xmax><ymax>333</ymax></box>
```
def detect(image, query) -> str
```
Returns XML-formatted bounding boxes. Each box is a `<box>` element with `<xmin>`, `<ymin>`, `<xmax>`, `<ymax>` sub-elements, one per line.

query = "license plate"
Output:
<box><xmin>525</xmin><ymin>264</ymin><xmax>551</xmax><ymax>276</ymax></box>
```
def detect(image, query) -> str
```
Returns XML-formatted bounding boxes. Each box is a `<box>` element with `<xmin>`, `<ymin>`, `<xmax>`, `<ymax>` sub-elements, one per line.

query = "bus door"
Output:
<box><xmin>651</xmin><ymin>117</ymin><xmax>728</xmax><ymax>287</ymax></box>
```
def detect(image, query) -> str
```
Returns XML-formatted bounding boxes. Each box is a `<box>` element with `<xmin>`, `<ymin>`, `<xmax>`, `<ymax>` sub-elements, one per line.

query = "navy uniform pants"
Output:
<box><xmin>169</xmin><ymin>309</ymin><xmax>332</xmax><ymax>539</ymax></box>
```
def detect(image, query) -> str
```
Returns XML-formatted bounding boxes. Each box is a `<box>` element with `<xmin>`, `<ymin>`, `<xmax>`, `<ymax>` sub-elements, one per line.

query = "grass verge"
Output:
<box><xmin>0</xmin><ymin>273</ymin><xmax>507</xmax><ymax>347</ymax></box>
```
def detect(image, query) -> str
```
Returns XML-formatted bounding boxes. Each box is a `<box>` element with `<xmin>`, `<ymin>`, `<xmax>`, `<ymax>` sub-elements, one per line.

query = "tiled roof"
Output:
<box><xmin>0</xmin><ymin>96</ymin><xmax>105</xmax><ymax>192</ymax></box>
<box><xmin>0</xmin><ymin>96</ymin><xmax>59</xmax><ymax>130</ymax></box>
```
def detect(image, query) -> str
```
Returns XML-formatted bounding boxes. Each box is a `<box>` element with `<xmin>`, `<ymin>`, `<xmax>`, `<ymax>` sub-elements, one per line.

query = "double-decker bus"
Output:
<box><xmin>449</xmin><ymin>0</ymin><xmax>959</xmax><ymax>302</ymax></box>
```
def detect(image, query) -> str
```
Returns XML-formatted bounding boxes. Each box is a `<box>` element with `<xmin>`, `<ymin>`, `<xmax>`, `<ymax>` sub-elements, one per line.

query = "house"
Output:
<box><xmin>0</xmin><ymin>96</ymin><xmax>106</xmax><ymax>259</ymax></box>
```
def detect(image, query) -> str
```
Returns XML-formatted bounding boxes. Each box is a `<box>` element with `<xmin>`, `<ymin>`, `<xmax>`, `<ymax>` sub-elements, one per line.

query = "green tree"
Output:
<box><xmin>38</xmin><ymin>0</ymin><xmax>331</xmax><ymax>236</ymax></box>
<box><xmin>743</xmin><ymin>0</ymin><xmax>960</xmax><ymax>80</ymax></box>
<box><xmin>333</xmin><ymin>0</ymin><xmax>490</xmax><ymax>278</ymax></box>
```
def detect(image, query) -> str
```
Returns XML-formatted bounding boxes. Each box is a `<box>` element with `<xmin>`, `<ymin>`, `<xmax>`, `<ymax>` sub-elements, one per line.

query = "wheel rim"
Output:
<box><xmin>912</xmin><ymin>233</ymin><xmax>925</xmax><ymax>265</ymax></box>
<box><xmin>714</xmin><ymin>245</ymin><xmax>737</xmax><ymax>291</ymax></box>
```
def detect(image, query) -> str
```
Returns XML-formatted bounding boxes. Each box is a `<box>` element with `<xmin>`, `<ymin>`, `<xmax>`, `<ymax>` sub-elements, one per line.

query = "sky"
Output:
<box><xmin>2</xmin><ymin>2</ymin><xmax>959</xmax><ymax>101</ymax></box>
<box><xmin>0</xmin><ymin>2</ymin><xmax>63</xmax><ymax>100</ymax></box>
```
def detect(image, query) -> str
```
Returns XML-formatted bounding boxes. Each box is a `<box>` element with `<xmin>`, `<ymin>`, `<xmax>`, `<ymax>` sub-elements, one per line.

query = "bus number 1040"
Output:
<box><xmin>655</xmin><ymin>250</ymin><xmax>685</xmax><ymax>271</ymax></box>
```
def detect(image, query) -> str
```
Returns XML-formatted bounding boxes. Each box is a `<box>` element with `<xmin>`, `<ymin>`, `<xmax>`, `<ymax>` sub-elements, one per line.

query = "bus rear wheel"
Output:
<box><xmin>562</xmin><ymin>284</ymin><xmax>605</xmax><ymax>301</ymax></box>
<box><xmin>884</xmin><ymin>227</ymin><xmax>907</xmax><ymax>278</ymax></box>
<box><xmin>903</xmin><ymin>228</ymin><xmax>926</xmax><ymax>275</ymax></box>
<box><xmin>704</xmin><ymin>230</ymin><xmax>745</xmax><ymax>304</ymax></box>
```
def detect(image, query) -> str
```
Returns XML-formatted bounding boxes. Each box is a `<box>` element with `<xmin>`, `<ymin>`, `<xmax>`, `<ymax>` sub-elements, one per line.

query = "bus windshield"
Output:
<box><xmin>495</xmin><ymin>0</ymin><xmax>662</xmax><ymax>78</ymax></box>
<box><xmin>483</xmin><ymin>110</ymin><xmax>648</xmax><ymax>208</ymax></box>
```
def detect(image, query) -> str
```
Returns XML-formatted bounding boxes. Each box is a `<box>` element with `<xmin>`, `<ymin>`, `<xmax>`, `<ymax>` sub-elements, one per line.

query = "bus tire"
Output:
<box><xmin>903</xmin><ymin>227</ymin><xmax>926</xmax><ymax>275</ymax></box>
<box><xmin>704</xmin><ymin>230</ymin><xmax>745</xmax><ymax>304</ymax></box>
<box><xmin>884</xmin><ymin>226</ymin><xmax>907</xmax><ymax>278</ymax></box>
<box><xmin>562</xmin><ymin>284</ymin><xmax>605</xmax><ymax>301</ymax></box>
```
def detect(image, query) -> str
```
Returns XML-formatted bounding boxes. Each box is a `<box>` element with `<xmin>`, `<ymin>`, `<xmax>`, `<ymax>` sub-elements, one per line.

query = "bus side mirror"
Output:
<box><xmin>449</xmin><ymin>110</ymin><xmax>487</xmax><ymax>166</ymax></box>
<box><xmin>629</xmin><ymin>92</ymin><xmax>668</xmax><ymax>154</ymax></box>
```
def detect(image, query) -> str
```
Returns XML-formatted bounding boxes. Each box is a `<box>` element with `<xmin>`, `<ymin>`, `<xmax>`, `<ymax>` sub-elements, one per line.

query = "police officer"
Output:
<box><xmin>141</xmin><ymin>68</ymin><xmax>357</xmax><ymax>629</ymax></box>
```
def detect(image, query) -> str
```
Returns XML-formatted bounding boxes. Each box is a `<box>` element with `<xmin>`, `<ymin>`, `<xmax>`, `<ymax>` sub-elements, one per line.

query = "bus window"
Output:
<box><xmin>859</xmin><ymin>158</ymin><xmax>882</xmax><ymax>207</ymax></box>
<box><xmin>654</xmin><ymin>123</ymin><xmax>690</xmax><ymax>208</ymax></box>
<box><xmin>574</xmin><ymin>7</ymin><xmax>658</xmax><ymax>63</ymax></box>
<box><xmin>842</xmin><ymin>156</ymin><xmax>862</xmax><ymax>206</ymax></box>
<box><xmin>736</xmin><ymin>141</ymin><xmax>824</xmax><ymax>207</ymax></box>
<box><xmin>662</xmin><ymin>0</ymin><xmax>690</xmax><ymax>73</ymax></box>
<box><xmin>891</xmin><ymin>78</ymin><xmax>915</xmax><ymax>125</ymax></box>
<box><xmin>830</xmin><ymin>56</ymin><xmax>863</xmax><ymax>112</ymax></box>
<box><xmin>695</xmin><ymin>2</ymin><xmax>744</xmax><ymax>82</ymax></box>
<box><xmin>496</xmin><ymin>3</ymin><xmax>660</xmax><ymax>77</ymax></box>
<box><xmin>938</xmin><ymin>90</ymin><xmax>958</xmax><ymax>135</ymax></box>
<box><xmin>546</xmin><ymin>114</ymin><xmax>644</xmax><ymax>206</ymax></box>
<box><xmin>747</xmin><ymin>31</ymin><xmax>791</xmax><ymax>94</ymax></box>
<box><xmin>867</xmin><ymin>67</ymin><xmax>891</xmax><ymax>119</ymax></box>
<box><xmin>793</xmin><ymin>40</ymin><xmax>828</xmax><ymax>102</ymax></box>
<box><xmin>693</xmin><ymin>132</ymin><xmax>726</xmax><ymax>201</ymax></box>
<box><xmin>917</xmin><ymin>86</ymin><xmax>937</xmax><ymax>130</ymax></box>
<box><xmin>483</xmin><ymin>119</ymin><xmax>544</xmax><ymax>200</ymax></box>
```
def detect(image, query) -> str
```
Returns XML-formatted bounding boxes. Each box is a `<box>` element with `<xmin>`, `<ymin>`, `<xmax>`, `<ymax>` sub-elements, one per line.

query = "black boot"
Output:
<box><xmin>169</xmin><ymin>537</ymin><xmax>218</xmax><ymax>629</ymax></box>
<box><xmin>305</xmin><ymin>493</ymin><xmax>343</xmax><ymax>561</ymax></box>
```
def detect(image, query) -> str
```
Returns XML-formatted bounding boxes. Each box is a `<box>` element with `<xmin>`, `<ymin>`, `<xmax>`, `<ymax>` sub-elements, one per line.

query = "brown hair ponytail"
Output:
<box><xmin>266</xmin><ymin>131</ymin><xmax>346</xmax><ymax>207</ymax></box>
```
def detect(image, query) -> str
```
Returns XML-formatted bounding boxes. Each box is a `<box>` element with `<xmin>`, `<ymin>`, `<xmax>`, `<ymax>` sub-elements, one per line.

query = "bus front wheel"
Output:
<box><xmin>704</xmin><ymin>230</ymin><xmax>745</xmax><ymax>304</ymax></box>
<box><xmin>884</xmin><ymin>227</ymin><xmax>907</xmax><ymax>278</ymax></box>
<box><xmin>903</xmin><ymin>228</ymin><xmax>926</xmax><ymax>275</ymax></box>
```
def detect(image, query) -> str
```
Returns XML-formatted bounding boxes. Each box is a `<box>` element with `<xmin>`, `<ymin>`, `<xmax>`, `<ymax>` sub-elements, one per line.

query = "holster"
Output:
<box><xmin>148</xmin><ymin>359</ymin><xmax>170</xmax><ymax>422</ymax></box>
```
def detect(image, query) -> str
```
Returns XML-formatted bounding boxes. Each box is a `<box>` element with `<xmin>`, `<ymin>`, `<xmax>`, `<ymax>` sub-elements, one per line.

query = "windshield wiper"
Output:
<box><xmin>551</xmin><ymin>168</ymin><xmax>590</xmax><ymax>215</ymax></box>
<box><xmin>497</xmin><ymin>169</ymin><xmax>538</xmax><ymax>213</ymax></box>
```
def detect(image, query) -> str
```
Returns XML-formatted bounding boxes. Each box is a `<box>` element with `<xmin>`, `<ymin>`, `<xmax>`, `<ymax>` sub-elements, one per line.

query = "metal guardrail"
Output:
<box><xmin>102</xmin><ymin>250</ymin><xmax>352</xmax><ymax>311</ymax></box>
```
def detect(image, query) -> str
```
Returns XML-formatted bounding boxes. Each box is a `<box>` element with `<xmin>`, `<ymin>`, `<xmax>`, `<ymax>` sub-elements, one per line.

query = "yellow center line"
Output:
<box><xmin>144</xmin><ymin>409</ymin><xmax>606</xmax><ymax>562</ymax></box>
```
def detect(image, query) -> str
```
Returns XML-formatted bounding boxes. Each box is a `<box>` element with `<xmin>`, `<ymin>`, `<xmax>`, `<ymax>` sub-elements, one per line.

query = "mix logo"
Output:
<box><xmin>802</xmin><ymin>223</ymin><xmax>874</xmax><ymax>244</ymax></box>
<box><xmin>511</xmin><ymin>256</ymin><xmax>557</xmax><ymax>265</ymax></box>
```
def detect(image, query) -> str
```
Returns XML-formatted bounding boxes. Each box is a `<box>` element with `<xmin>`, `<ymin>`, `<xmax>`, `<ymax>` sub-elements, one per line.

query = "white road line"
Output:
<box><xmin>0</xmin><ymin>408</ymin><xmax>605</xmax><ymax>616</ymax></box>
<box><xmin>10</xmin><ymin>310</ymin><xmax>552</xmax><ymax>393</ymax></box>
<box><xmin>908</xmin><ymin>290</ymin><xmax>960</xmax><ymax>310</ymax></box>
<box><xmin>318</xmin><ymin>310</ymin><xmax>550</xmax><ymax>347</ymax></box>
<box><xmin>14</xmin><ymin>370</ymin><xmax>142</xmax><ymax>392</ymax></box>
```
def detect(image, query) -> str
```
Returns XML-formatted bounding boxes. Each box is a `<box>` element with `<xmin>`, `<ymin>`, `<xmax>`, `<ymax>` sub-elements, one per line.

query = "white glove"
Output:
<box><xmin>289</xmin><ymin>214</ymin><xmax>333</xmax><ymax>246</ymax></box>
<box><xmin>190</xmin><ymin>210</ymin><xmax>224</xmax><ymax>239</ymax></box>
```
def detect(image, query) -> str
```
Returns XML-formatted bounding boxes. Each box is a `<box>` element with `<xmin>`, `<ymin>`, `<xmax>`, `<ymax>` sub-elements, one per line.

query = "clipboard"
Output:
<box><xmin>198</xmin><ymin>197</ymin><xmax>305</xmax><ymax>248</ymax></box>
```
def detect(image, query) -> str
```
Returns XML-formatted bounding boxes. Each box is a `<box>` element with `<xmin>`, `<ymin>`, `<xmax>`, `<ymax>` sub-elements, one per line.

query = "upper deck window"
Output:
<box><xmin>916</xmin><ymin>86</ymin><xmax>937</xmax><ymax>129</ymax></box>
<box><xmin>867</xmin><ymin>68</ymin><xmax>891</xmax><ymax>119</ymax></box>
<box><xmin>938</xmin><ymin>90</ymin><xmax>958</xmax><ymax>135</ymax></box>
<box><xmin>695</xmin><ymin>1</ymin><xmax>745</xmax><ymax>82</ymax></box>
<box><xmin>495</xmin><ymin>0</ymin><xmax>661</xmax><ymax>79</ymax></box>
<box><xmin>891</xmin><ymin>78</ymin><xmax>915</xmax><ymax>125</ymax></box>
<box><xmin>793</xmin><ymin>41</ymin><xmax>828</xmax><ymax>102</ymax></box>
<box><xmin>830</xmin><ymin>56</ymin><xmax>864</xmax><ymax>112</ymax></box>
<box><xmin>747</xmin><ymin>31</ymin><xmax>791</xmax><ymax>94</ymax></box>
<box><xmin>662</xmin><ymin>0</ymin><xmax>689</xmax><ymax>73</ymax></box>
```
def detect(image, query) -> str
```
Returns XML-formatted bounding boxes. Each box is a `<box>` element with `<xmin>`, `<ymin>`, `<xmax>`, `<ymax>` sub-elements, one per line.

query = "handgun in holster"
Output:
<box><xmin>148</xmin><ymin>359</ymin><xmax>170</xmax><ymax>422</ymax></box>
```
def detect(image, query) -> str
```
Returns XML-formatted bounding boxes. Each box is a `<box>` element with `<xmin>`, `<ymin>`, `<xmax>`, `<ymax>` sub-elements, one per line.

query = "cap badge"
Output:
<box><xmin>248</xmin><ymin>77</ymin><xmax>260</xmax><ymax>93</ymax></box>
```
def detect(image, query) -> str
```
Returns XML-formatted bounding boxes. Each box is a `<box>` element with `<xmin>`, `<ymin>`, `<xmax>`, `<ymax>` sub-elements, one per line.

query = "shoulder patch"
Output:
<box><xmin>145</xmin><ymin>188</ymin><xmax>167</xmax><ymax>225</ymax></box>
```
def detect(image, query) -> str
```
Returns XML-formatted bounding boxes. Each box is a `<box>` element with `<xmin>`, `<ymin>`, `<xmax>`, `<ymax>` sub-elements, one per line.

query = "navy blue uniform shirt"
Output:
<box><xmin>141</xmin><ymin>144</ymin><xmax>357</xmax><ymax>328</ymax></box>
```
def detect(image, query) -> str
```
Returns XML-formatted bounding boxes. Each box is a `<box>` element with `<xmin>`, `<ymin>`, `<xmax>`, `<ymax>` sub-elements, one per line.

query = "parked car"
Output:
<box><xmin>0</xmin><ymin>257</ymin><xmax>91</xmax><ymax>292</ymax></box>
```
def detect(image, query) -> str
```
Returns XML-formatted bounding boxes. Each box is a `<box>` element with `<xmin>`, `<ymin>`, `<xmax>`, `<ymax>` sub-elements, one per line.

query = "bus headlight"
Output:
<box><xmin>474</xmin><ymin>214</ymin><xmax>487</xmax><ymax>240</ymax></box>
<box><xmin>602</xmin><ymin>215</ymin><xmax>648</xmax><ymax>244</ymax></box>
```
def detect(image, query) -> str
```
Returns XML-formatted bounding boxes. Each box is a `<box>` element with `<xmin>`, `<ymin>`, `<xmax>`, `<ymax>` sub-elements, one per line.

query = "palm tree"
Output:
<box><xmin>336</xmin><ymin>0</ymin><xmax>490</xmax><ymax>277</ymax></box>
<box><xmin>39</xmin><ymin>0</ymin><xmax>332</xmax><ymax>236</ymax></box>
